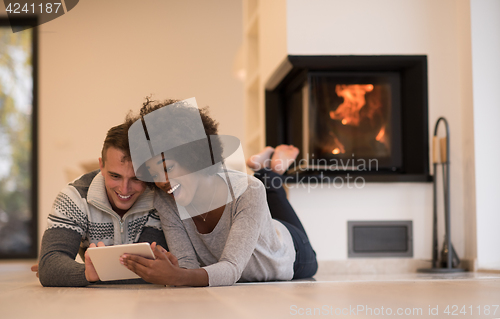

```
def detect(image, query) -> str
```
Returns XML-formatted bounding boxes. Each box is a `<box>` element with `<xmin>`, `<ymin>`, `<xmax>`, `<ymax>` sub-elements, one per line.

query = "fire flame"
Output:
<box><xmin>328</xmin><ymin>83</ymin><xmax>389</xmax><ymax>154</ymax></box>
<box><xmin>328</xmin><ymin>135</ymin><xmax>345</xmax><ymax>155</ymax></box>
<box><xmin>330</xmin><ymin>84</ymin><xmax>374</xmax><ymax>126</ymax></box>
<box><xmin>376</xmin><ymin>126</ymin><xmax>386</xmax><ymax>142</ymax></box>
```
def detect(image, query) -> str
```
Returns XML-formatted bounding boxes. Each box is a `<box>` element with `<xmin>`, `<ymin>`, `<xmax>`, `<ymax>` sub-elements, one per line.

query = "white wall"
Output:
<box><xmin>259</xmin><ymin>0</ymin><xmax>288</xmax><ymax>90</ymax></box>
<box><xmin>470</xmin><ymin>0</ymin><xmax>500</xmax><ymax>270</ymax></box>
<box><xmin>283</xmin><ymin>0</ymin><xmax>475</xmax><ymax>261</ymax></box>
<box><xmin>4</xmin><ymin>0</ymin><xmax>244</xmax><ymax>245</ymax></box>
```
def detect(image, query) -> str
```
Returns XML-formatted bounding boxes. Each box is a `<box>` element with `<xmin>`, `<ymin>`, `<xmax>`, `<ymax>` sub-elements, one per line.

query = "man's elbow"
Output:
<box><xmin>37</xmin><ymin>268</ymin><xmax>54</xmax><ymax>287</ymax></box>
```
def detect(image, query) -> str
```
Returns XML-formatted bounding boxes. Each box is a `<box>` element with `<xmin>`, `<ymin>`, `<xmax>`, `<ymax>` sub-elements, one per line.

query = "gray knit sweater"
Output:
<box><xmin>38</xmin><ymin>170</ymin><xmax>167</xmax><ymax>287</ymax></box>
<box><xmin>155</xmin><ymin>169</ymin><xmax>295</xmax><ymax>286</ymax></box>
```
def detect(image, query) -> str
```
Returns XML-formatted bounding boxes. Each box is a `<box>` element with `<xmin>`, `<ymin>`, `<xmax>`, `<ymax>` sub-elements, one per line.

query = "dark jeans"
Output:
<box><xmin>254</xmin><ymin>168</ymin><xmax>318</xmax><ymax>279</ymax></box>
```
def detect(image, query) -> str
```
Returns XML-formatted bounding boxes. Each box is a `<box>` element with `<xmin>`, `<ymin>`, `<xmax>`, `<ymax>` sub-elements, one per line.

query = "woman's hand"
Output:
<box><xmin>84</xmin><ymin>242</ymin><xmax>103</xmax><ymax>282</ymax></box>
<box><xmin>120</xmin><ymin>243</ymin><xmax>181</xmax><ymax>286</ymax></box>
<box><xmin>149</xmin><ymin>242</ymin><xmax>179</xmax><ymax>267</ymax></box>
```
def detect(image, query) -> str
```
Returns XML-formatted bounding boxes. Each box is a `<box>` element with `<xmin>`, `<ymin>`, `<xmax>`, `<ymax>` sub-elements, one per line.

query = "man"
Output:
<box><xmin>32</xmin><ymin>124</ymin><xmax>167</xmax><ymax>287</ymax></box>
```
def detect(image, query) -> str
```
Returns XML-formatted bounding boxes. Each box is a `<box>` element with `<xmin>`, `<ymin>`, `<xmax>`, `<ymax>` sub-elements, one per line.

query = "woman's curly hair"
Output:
<box><xmin>125</xmin><ymin>97</ymin><xmax>223</xmax><ymax>180</ymax></box>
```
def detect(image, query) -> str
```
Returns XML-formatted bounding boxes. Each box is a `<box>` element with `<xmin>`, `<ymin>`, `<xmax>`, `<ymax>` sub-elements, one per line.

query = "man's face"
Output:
<box><xmin>99</xmin><ymin>147</ymin><xmax>147</xmax><ymax>216</ymax></box>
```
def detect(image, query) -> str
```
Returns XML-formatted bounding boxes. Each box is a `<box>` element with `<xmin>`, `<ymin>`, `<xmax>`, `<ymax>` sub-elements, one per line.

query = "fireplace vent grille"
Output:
<box><xmin>348</xmin><ymin>221</ymin><xmax>413</xmax><ymax>257</ymax></box>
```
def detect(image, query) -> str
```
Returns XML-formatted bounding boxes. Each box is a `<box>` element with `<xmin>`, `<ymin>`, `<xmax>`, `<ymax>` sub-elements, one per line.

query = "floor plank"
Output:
<box><xmin>1</xmin><ymin>261</ymin><xmax>500</xmax><ymax>318</ymax></box>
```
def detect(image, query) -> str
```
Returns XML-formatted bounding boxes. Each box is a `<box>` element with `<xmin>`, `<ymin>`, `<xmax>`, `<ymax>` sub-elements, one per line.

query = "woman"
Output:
<box><xmin>121</xmin><ymin>98</ymin><xmax>317</xmax><ymax>286</ymax></box>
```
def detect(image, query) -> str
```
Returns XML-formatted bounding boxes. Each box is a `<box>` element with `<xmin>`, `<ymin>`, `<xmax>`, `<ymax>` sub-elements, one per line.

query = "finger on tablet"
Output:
<box><xmin>124</xmin><ymin>258</ymin><xmax>148</xmax><ymax>278</ymax></box>
<box><xmin>152</xmin><ymin>246</ymin><xmax>166</xmax><ymax>261</ymax></box>
<box><xmin>89</xmin><ymin>243</ymin><xmax>96</xmax><ymax>248</ymax></box>
<box><xmin>157</xmin><ymin>245</ymin><xmax>168</xmax><ymax>253</ymax></box>
<box><xmin>97</xmin><ymin>241</ymin><xmax>105</xmax><ymax>247</ymax></box>
<box><xmin>124</xmin><ymin>254</ymin><xmax>152</xmax><ymax>268</ymax></box>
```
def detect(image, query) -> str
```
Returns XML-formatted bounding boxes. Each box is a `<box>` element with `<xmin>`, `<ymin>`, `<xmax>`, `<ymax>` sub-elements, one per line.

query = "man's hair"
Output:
<box><xmin>101</xmin><ymin>123</ymin><xmax>131</xmax><ymax>165</ymax></box>
<box><xmin>124</xmin><ymin>97</ymin><xmax>222</xmax><ymax>175</ymax></box>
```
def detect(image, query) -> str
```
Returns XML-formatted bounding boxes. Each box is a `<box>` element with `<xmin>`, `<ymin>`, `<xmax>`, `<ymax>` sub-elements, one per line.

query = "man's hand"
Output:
<box><xmin>120</xmin><ymin>243</ymin><xmax>180</xmax><ymax>285</ymax></box>
<box><xmin>84</xmin><ymin>242</ymin><xmax>104</xmax><ymax>282</ymax></box>
<box><xmin>31</xmin><ymin>264</ymin><xmax>39</xmax><ymax>278</ymax></box>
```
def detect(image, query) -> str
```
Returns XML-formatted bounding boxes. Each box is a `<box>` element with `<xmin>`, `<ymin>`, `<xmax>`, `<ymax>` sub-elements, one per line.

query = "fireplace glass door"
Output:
<box><xmin>306</xmin><ymin>72</ymin><xmax>403</xmax><ymax>172</ymax></box>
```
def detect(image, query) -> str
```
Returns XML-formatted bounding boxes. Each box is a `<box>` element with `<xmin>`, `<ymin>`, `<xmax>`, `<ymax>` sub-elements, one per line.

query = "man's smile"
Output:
<box><xmin>116</xmin><ymin>192</ymin><xmax>133</xmax><ymax>200</ymax></box>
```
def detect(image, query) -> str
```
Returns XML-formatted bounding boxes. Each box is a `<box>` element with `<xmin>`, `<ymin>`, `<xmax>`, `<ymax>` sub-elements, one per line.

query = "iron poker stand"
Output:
<box><xmin>418</xmin><ymin>117</ymin><xmax>465</xmax><ymax>273</ymax></box>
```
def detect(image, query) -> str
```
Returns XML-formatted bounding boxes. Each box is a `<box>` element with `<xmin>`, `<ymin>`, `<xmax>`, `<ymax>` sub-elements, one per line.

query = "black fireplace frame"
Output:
<box><xmin>265</xmin><ymin>55</ymin><xmax>431</xmax><ymax>182</ymax></box>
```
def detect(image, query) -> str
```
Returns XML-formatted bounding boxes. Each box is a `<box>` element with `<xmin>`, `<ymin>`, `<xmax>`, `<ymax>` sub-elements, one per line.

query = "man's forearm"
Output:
<box><xmin>38</xmin><ymin>228</ymin><xmax>89</xmax><ymax>287</ymax></box>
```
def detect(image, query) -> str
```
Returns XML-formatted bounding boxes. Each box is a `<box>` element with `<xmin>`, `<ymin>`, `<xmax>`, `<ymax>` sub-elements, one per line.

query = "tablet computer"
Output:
<box><xmin>86</xmin><ymin>242</ymin><xmax>155</xmax><ymax>281</ymax></box>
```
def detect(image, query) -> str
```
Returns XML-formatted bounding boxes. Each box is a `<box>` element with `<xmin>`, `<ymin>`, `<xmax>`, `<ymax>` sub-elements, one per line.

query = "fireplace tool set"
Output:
<box><xmin>419</xmin><ymin>117</ymin><xmax>464</xmax><ymax>273</ymax></box>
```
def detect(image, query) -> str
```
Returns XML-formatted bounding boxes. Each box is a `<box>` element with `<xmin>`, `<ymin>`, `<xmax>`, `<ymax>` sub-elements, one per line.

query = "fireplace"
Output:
<box><xmin>266</xmin><ymin>55</ymin><xmax>430</xmax><ymax>182</ymax></box>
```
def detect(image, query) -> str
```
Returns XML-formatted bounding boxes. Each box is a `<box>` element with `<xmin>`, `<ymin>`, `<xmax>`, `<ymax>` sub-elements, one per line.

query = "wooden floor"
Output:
<box><xmin>1</xmin><ymin>260</ymin><xmax>500</xmax><ymax>319</ymax></box>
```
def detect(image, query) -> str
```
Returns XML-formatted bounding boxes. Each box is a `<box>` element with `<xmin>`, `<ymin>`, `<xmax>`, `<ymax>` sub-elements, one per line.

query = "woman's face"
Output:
<box><xmin>146</xmin><ymin>154</ymin><xmax>200</xmax><ymax>207</ymax></box>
